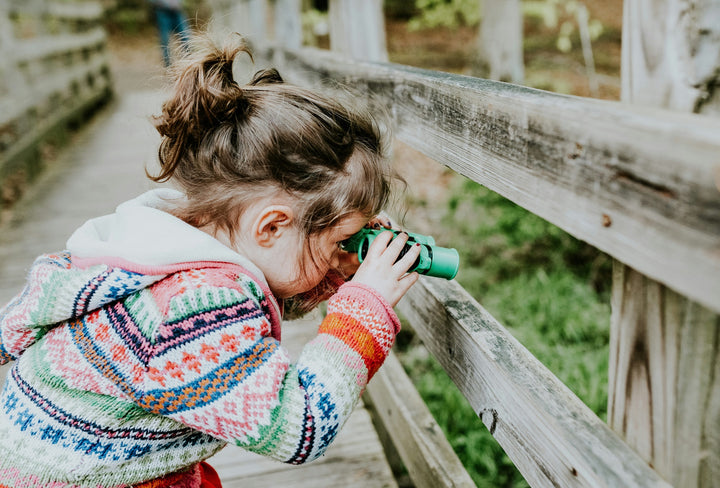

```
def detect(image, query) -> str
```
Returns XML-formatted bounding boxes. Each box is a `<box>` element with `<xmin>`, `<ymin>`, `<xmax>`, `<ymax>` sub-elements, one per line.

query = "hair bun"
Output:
<box><xmin>232</xmin><ymin>48</ymin><xmax>256</xmax><ymax>86</ymax></box>
<box><xmin>150</xmin><ymin>35</ymin><xmax>255</xmax><ymax>182</ymax></box>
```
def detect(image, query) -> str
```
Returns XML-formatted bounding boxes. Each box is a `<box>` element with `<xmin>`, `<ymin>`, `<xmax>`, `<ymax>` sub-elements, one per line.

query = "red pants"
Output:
<box><xmin>0</xmin><ymin>463</ymin><xmax>221</xmax><ymax>488</ymax></box>
<box><xmin>199</xmin><ymin>462</ymin><xmax>223</xmax><ymax>488</ymax></box>
<box><xmin>134</xmin><ymin>461</ymin><xmax>222</xmax><ymax>488</ymax></box>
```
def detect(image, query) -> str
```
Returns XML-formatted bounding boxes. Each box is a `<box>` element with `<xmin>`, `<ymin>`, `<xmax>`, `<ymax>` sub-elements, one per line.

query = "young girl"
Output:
<box><xmin>0</xmin><ymin>37</ymin><xmax>420</xmax><ymax>488</ymax></box>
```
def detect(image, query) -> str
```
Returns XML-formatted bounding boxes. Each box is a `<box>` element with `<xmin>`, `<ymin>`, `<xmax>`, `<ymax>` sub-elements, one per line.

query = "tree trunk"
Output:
<box><xmin>225</xmin><ymin>0</ymin><xmax>268</xmax><ymax>46</ymax></box>
<box><xmin>274</xmin><ymin>0</ymin><xmax>302</xmax><ymax>50</ymax></box>
<box><xmin>473</xmin><ymin>0</ymin><xmax>523</xmax><ymax>82</ymax></box>
<box><xmin>328</xmin><ymin>0</ymin><xmax>387</xmax><ymax>62</ymax></box>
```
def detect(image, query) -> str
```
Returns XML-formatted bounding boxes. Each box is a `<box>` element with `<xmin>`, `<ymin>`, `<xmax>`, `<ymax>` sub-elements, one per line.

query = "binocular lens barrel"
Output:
<box><xmin>356</xmin><ymin>231</ymin><xmax>459</xmax><ymax>280</ymax></box>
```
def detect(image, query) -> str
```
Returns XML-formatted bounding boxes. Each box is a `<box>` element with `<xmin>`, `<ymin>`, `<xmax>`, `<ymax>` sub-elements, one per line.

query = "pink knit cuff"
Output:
<box><xmin>334</xmin><ymin>281</ymin><xmax>402</xmax><ymax>334</ymax></box>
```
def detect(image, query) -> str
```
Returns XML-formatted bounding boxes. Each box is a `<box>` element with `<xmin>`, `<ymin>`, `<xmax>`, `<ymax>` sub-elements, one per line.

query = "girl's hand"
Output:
<box><xmin>337</xmin><ymin>214</ymin><xmax>394</xmax><ymax>279</ymax></box>
<box><xmin>367</xmin><ymin>214</ymin><xmax>394</xmax><ymax>230</ymax></box>
<box><xmin>350</xmin><ymin>231</ymin><xmax>421</xmax><ymax>307</ymax></box>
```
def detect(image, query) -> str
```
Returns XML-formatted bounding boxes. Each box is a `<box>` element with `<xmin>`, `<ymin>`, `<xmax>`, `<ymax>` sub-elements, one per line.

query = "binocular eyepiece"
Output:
<box><xmin>341</xmin><ymin>228</ymin><xmax>459</xmax><ymax>280</ymax></box>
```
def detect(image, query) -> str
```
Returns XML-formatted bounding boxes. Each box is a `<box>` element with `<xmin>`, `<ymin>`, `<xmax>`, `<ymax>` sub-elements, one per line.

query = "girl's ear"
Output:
<box><xmin>253</xmin><ymin>205</ymin><xmax>295</xmax><ymax>247</ymax></box>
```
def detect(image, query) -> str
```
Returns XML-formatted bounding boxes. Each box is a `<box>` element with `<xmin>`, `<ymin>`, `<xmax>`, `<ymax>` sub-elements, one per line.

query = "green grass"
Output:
<box><xmin>396</xmin><ymin>176</ymin><xmax>612</xmax><ymax>487</ymax></box>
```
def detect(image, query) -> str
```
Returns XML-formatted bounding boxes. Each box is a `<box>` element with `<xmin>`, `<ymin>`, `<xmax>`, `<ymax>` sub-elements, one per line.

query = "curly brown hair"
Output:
<box><xmin>149</xmin><ymin>34</ymin><xmax>398</xmax><ymax>246</ymax></box>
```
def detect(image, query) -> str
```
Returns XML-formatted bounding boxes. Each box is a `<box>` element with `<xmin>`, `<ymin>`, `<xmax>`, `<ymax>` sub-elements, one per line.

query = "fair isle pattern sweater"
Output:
<box><xmin>0</xmin><ymin>190</ymin><xmax>401</xmax><ymax>488</ymax></box>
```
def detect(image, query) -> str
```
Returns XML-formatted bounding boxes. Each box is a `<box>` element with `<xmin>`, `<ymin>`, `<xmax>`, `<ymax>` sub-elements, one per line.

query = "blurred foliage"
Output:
<box><xmin>104</xmin><ymin>0</ymin><xmax>151</xmax><ymax>33</ymax></box>
<box><xmin>524</xmin><ymin>0</ymin><xmax>604</xmax><ymax>52</ymax></box>
<box><xmin>301</xmin><ymin>8</ymin><xmax>329</xmax><ymax>47</ymax></box>
<box><xmin>390</xmin><ymin>0</ymin><xmax>604</xmax><ymax>55</ymax></box>
<box><xmin>384</xmin><ymin>0</ymin><xmax>419</xmax><ymax>20</ymax></box>
<box><xmin>406</xmin><ymin>0</ymin><xmax>480</xmax><ymax>30</ymax></box>
<box><xmin>397</xmin><ymin>176</ymin><xmax>612</xmax><ymax>486</ymax></box>
<box><xmin>445</xmin><ymin>178</ymin><xmax>611</xmax><ymax>298</ymax></box>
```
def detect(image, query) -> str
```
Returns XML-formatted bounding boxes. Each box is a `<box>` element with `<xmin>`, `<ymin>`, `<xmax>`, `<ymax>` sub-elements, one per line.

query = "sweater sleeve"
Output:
<box><xmin>139</xmin><ymin>277</ymin><xmax>399</xmax><ymax>465</ymax></box>
<box><xmin>0</xmin><ymin>253</ymin><xmax>81</xmax><ymax>364</ymax></box>
<box><xmin>0</xmin><ymin>252</ymin><xmax>164</xmax><ymax>365</ymax></box>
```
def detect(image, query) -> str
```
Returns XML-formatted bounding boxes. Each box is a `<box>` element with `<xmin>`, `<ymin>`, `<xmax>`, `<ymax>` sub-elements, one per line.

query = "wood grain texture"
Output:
<box><xmin>608</xmin><ymin>264</ymin><xmax>720</xmax><ymax>487</ymax></box>
<box><xmin>622</xmin><ymin>0</ymin><xmax>720</xmax><ymax>114</ymax></box>
<box><xmin>396</xmin><ymin>277</ymin><xmax>672</xmax><ymax>488</ymax></box>
<box><xmin>0</xmin><ymin>2</ymin><xmax>111</xmax><ymax>187</ymax></box>
<box><xmin>608</xmin><ymin>2</ymin><xmax>720</xmax><ymax>487</ymax></box>
<box><xmin>364</xmin><ymin>351</ymin><xmax>475</xmax><ymax>488</ymax></box>
<box><xmin>258</xmin><ymin>45</ymin><xmax>720</xmax><ymax>314</ymax></box>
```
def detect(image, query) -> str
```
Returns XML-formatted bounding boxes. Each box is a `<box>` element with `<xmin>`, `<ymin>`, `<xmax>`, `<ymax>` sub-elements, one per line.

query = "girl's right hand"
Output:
<box><xmin>367</xmin><ymin>214</ymin><xmax>393</xmax><ymax>231</ymax></box>
<box><xmin>350</xmin><ymin>231</ymin><xmax>421</xmax><ymax>307</ymax></box>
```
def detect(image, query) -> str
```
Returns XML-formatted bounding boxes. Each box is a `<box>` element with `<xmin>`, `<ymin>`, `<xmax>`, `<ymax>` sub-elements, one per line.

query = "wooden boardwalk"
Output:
<box><xmin>0</xmin><ymin>91</ymin><xmax>398</xmax><ymax>488</ymax></box>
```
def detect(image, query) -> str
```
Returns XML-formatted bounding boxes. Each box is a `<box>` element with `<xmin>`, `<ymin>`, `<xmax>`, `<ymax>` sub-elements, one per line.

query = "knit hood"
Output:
<box><xmin>67</xmin><ymin>188</ymin><xmax>265</xmax><ymax>278</ymax></box>
<box><xmin>0</xmin><ymin>188</ymin><xmax>277</xmax><ymax>363</ymax></box>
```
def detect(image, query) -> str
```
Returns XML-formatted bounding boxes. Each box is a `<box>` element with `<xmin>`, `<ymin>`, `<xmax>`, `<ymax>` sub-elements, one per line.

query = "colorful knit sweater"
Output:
<box><xmin>0</xmin><ymin>189</ymin><xmax>400</xmax><ymax>488</ymax></box>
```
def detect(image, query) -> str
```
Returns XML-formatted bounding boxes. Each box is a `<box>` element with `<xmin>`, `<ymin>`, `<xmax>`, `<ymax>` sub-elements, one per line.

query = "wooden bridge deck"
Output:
<box><xmin>0</xmin><ymin>91</ymin><xmax>398</xmax><ymax>488</ymax></box>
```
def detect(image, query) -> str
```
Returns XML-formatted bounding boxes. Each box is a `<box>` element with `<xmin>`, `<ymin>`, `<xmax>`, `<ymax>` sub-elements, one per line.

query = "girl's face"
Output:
<box><xmin>269</xmin><ymin>212</ymin><xmax>367</xmax><ymax>298</ymax></box>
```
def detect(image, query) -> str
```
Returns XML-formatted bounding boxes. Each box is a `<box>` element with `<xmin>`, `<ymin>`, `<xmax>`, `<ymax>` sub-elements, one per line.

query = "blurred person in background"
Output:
<box><xmin>148</xmin><ymin>0</ymin><xmax>192</xmax><ymax>67</ymax></box>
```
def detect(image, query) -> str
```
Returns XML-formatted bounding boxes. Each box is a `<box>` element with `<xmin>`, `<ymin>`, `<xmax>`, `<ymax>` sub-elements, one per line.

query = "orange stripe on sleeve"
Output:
<box><xmin>318</xmin><ymin>312</ymin><xmax>386</xmax><ymax>379</ymax></box>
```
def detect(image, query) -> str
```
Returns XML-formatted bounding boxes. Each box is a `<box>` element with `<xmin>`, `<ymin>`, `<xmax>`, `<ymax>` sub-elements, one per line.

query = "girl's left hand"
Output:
<box><xmin>350</xmin><ymin>231</ymin><xmax>420</xmax><ymax>307</ymax></box>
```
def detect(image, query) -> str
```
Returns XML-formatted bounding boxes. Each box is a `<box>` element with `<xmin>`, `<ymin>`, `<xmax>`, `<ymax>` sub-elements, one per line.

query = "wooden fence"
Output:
<box><xmin>211</xmin><ymin>2</ymin><xmax>720</xmax><ymax>487</ymax></box>
<box><xmin>0</xmin><ymin>0</ymin><xmax>112</xmax><ymax>209</ymax></box>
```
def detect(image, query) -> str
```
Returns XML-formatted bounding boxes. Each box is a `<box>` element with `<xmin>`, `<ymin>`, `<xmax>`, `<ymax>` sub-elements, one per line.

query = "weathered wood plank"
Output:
<box><xmin>607</xmin><ymin>2</ymin><xmax>720</xmax><ymax>487</ymax></box>
<box><xmin>258</xmin><ymin>46</ymin><xmax>720</xmax><ymax>314</ymax></box>
<box><xmin>364</xmin><ymin>351</ymin><xmax>475</xmax><ymax>488</ymax></box>
<box><xmin>0</xmin><ymin>56</ymin><xmax>111</xmax><ymax>179</ymax></box>
<box><xmin>14</xmin><ymin>28</ymin><xmax>106</xmax><ymax>63</ymax></box>
<box><xmin>621</xmin><ymin>0</ymin><xmax>720</xmax><ymax>114</ymax></box>
<box><xmin>608</xmin><ymin>264</ymin><xmax>720</xmax><ymax>487</ymax></box>
<box><xmin>273</xmin><ymin>0</ymin><xmax>302</xmax><ymax>50</ymax></box>
<box><xmin>0</xmin><ymin>55</ymin><xmax>110</xmax><ymax>127</ymax></box>
<box><xmin>0</xmin><ymin>1</ymin><xmax>111</xmax><ymax>199</ymax></box>
<box><xmin>211</xmin><ymin>0</ymin><xmax>268</xmax><ymax>46</ymax></box>
<box><xmin>396</xmin><ymin>277</ymin><xmax>671</xmax><ymax>488</ymax></box>
<box><xmin>47</xmin><ymin>1</ymin><xmax>104</xmax><ymax>21</ymax></box>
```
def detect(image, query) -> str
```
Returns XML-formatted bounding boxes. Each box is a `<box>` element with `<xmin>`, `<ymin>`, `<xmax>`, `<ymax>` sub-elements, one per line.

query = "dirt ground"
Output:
<box><xmin>106</xmin><ymin>27</ymin><xmax>169</xmax><ymax>94</ymax></box>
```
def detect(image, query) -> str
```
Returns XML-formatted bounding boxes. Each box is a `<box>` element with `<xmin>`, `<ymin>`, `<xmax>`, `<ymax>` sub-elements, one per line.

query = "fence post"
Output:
<box><xmin>473</xmin><ymin>0</ymin><xmax>524</xmax><ymax>82</ymax></box>
<box><xmin>225</xmin><ymin>0</ymin><xmax>268</xmax><ymax>46</ymax></box>
<box><xmin>609</xmin><ymin>1</ymin><xmax>720</xmax><ymax>487</ymax></box>
<box><xmin>0</xmin><ymin>2</ymin><xmax>26</xmax><ymax>102</ymax></box>
<box><xmin>327</xmin><ymin>0</ymin><xmax>387</xmax><ymax>62</ymax></box>
<box><xmin>274</xmin><ymin>0</ymin><xmax>302</xmax><ymax>50</ymax></box>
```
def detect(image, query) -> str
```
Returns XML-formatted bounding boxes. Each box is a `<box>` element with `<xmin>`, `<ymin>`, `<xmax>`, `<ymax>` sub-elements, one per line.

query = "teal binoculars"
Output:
<box><xmin>341</xmin><ymin>228</ymin><xmax>459</xmax><ymax>280</ymax></box>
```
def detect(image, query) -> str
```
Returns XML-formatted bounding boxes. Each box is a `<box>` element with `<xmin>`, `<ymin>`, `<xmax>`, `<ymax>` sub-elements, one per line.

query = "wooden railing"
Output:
<box><xmin>210</xmin><ymin>2</ymin><xmax>719</xmax><ymax>487</ymax></box>
<box><xmin>265</xmin><ymin>46</ymin><xmax>712</xmax><ymax>488</ymax></box>
<box><xmin>0</xmin><ymin>0</ymin><xmax>112</xmax><ymax>209</ymax></box>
